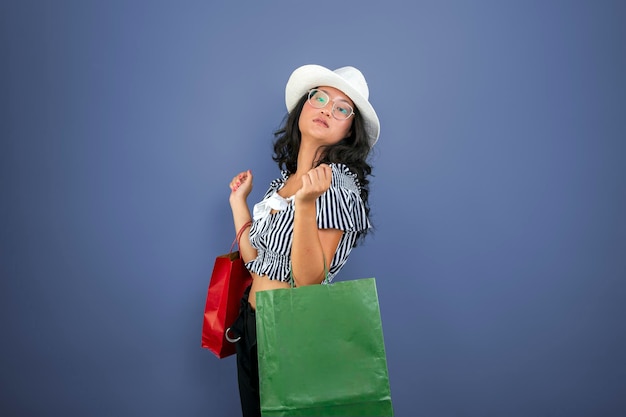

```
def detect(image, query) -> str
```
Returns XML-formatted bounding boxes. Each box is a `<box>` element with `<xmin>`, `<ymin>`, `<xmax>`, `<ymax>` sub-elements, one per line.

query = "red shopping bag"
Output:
<box><xmin>201</xmin><ymin>226</ymin><xmax>252</xmax><ymax>358</ymax></box>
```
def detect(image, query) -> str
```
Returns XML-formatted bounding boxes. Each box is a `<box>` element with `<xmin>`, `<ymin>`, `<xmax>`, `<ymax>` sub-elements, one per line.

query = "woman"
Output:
<box><xmin>227</xmin><ymin>64</ymin><xmax>380</xmax><ymax>417</ymax></box>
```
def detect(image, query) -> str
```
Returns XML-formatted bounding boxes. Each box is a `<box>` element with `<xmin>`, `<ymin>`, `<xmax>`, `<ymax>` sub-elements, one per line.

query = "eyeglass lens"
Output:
<box><xmin>307</xmin><ymin>89</ymin><xmax>353</xmax><ymax>120</ymax></box>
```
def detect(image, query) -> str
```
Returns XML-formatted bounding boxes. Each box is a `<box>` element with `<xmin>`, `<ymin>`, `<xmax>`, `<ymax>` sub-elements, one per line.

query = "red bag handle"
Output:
<box><xmin>230</xmin><ymin>220</ymin><xmax>252</xmax><ymax>252</ymax></box>
<box><xmin>224</xmin><ymin>219</ymin><xmax>253</xmax><ymax>344</ymax></box>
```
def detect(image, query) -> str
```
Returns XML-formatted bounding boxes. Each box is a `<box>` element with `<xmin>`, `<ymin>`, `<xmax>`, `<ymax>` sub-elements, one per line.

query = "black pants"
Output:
<box><xmin>229</xmin><ymin>285</ymin><xmax>260</xmax><ymax>417</ymax></box>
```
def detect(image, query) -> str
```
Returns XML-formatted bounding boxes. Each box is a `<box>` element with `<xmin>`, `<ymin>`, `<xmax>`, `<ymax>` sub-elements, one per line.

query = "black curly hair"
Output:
<box><xmin>272</xmin><ymin>92</ymin><xmax>374</xmax><ymax>243</ymax></box>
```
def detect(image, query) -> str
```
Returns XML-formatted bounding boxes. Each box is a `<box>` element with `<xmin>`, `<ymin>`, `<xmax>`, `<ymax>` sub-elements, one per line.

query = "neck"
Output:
<box><xmin>294</xmin><ymin>139</ymin><xmax>323</xmax><ymax>176</ymax></box>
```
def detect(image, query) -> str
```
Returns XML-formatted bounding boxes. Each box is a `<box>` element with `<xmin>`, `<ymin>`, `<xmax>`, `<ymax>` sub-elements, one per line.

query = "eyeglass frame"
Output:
<box><xmin>306</xmin><ymin>88</ymin><xmax>356</xmax><ymax>120</ymax></box>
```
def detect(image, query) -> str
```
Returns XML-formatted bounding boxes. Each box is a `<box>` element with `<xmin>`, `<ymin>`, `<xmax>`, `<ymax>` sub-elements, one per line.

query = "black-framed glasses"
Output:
<box><xmin>307</xmin><ymin>89</ymin><xmax>355</xmax><ymax>120</ymax></box>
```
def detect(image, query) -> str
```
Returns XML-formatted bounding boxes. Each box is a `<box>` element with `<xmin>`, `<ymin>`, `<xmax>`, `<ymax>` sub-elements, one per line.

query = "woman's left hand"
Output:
<box><xmin>295</xmin><ymin>164</ymin><xmax>332</xmax><ymax>204</ymax></box>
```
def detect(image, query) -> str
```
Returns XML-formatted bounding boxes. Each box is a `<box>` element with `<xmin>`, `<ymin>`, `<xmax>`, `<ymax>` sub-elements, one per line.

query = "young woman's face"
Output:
<box><xmin>298</xmin><ymin>86</ymin><xmax>354</xmax><ymax>145</ymax></box>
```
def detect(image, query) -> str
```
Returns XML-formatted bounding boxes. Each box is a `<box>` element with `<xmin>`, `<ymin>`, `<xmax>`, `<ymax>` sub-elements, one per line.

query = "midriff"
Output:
<box><xmin>248</xmin><ymin>272</ymin><xmax>291</xmax><ymax>310</ymax></box>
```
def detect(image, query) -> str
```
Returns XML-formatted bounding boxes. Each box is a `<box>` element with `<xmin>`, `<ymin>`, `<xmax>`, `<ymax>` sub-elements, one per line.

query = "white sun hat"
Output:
<box><xmin>285</xmin><ymin>64</ymin><xmax>380</xmax><ymax>147</ymax></box>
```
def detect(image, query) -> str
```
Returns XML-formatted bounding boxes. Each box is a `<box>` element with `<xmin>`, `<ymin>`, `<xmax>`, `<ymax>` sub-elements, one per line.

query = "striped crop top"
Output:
<box><xmin>245</xmin><ymin>163</ymin><xmax>370</xmax><ymax>283</ymax></box>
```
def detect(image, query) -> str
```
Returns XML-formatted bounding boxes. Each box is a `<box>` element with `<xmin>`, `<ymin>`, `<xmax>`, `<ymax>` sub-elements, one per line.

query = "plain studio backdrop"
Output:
<box><xmin>1</xmin><ymin>1</ymin><xmax>625</xmax><ymax>416</ymax></box>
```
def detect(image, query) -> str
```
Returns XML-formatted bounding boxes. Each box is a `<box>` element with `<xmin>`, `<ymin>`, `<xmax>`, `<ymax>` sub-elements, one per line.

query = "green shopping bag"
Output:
<box><xmin>256</xmin><ymin>278</ymin><xmax>393</xmax><ymax>416</ymax></box>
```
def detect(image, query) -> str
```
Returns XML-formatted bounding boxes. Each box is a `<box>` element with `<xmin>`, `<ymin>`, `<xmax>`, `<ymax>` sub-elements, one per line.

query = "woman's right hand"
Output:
<box><xmin>229</xmin><ymin>170</ymin><xmax>253</xmax><ymax>202</ymax></box>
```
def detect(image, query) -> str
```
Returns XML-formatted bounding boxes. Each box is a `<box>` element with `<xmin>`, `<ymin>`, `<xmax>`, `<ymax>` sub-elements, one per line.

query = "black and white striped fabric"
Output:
<box><xmin>246</xmin><ymin>163</ymin><xmax>370</xmax><ymax>283</ymax></box>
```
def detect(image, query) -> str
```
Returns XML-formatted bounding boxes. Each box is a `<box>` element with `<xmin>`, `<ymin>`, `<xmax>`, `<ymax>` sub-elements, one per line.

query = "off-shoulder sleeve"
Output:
<box><xmin>315</xmin><ymin>164</ymin><xmax>370</xmax><ymax>232</ymax></box>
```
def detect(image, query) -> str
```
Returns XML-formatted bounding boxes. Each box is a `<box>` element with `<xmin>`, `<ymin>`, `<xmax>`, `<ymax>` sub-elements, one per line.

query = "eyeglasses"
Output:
<box><xmin>307</xmin><ymin>89</ymin><xmax>355</xmax><ymax>120</ymax></box>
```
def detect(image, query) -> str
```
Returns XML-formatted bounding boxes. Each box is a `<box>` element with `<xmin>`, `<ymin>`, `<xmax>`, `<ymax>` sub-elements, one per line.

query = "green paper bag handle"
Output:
<box><xmin>289</xmin><ymin>254</ymin><xmax>328</xmax><ymax>288</ymax></box>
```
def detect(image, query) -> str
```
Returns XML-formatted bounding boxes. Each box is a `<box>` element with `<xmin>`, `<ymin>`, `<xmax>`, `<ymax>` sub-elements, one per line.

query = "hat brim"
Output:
<box><xmin>285</xmin><ymin>64</ymin><xmax>380</xmax><ymax>147</ymax></box>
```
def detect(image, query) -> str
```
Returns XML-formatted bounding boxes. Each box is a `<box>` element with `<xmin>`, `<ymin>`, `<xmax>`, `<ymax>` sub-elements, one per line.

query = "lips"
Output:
<box><xmin>313</xmin><ymin>118</ymin><xmax>328</xmax><ymax>128</ymax></box>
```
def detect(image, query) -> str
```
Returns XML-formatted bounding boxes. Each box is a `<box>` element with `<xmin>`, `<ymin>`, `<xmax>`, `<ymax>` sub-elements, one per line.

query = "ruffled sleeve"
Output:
<box><xmin>316</xmin><ymin>164</ymin><xmax>370</xmax><ymax>232</ymax></box>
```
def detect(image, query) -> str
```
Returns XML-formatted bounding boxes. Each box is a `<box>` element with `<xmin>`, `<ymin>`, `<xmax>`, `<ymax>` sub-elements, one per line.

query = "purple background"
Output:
<box><xmin>2</xmin><ymin>1</ymin><xmax>625</xmax><ymax>416</ymax></box>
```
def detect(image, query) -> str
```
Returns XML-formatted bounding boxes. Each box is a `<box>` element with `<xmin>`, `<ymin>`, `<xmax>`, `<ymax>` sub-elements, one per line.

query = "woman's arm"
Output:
<box><xmin>229</xmin><ymin>170</ymin><xmax>258</xmax><ymax>263</ymax></box>
<box><xmin>291</xmin><ymin>164</ymin><xmax>342</xmax><ymax>286</ymax></box>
